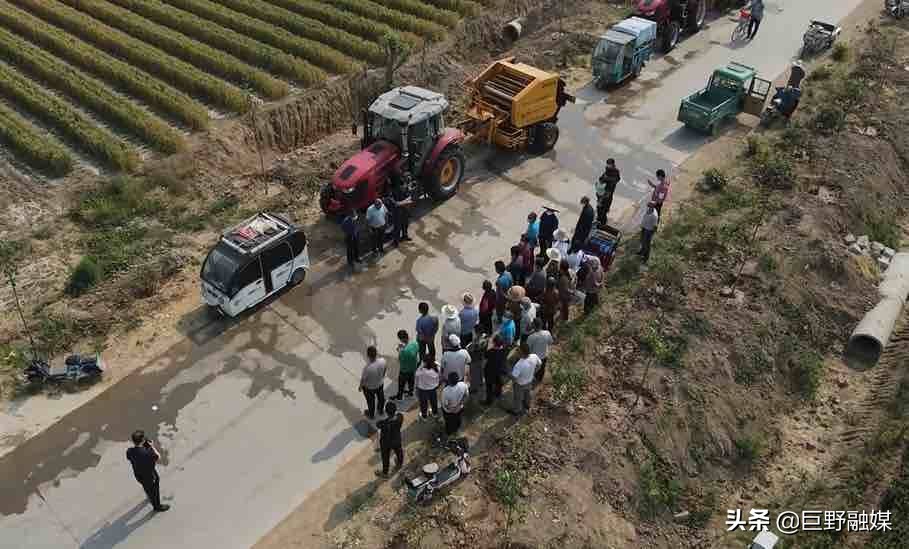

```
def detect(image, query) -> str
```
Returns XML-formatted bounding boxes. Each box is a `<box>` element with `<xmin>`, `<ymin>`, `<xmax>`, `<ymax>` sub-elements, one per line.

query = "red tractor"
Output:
<box><xmin>320</xmin><ymin>86</ymin><xmax>466</xmax><ymax>216</ymax></box>
<box><xmin>635</xmin><ymin>0</ymin><xmax>710</xmax><ymax>53</ymax></box>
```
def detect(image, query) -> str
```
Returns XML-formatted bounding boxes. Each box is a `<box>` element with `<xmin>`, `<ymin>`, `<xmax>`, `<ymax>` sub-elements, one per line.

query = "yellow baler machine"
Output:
<box><xmin>459</xmin><ymin>57</ymin><xmax>574</xmax><ymax>153</ymax></box>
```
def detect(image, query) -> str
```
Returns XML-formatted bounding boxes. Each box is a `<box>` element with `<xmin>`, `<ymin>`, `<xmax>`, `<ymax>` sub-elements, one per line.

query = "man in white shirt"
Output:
<box><xmin>441</xmin><ymin>372</ymin><xmax>469</xmax><ymax>436</ymax></box>
<box><xmin>441</xmin><ymin>335</ymin><xmax>471</xmax><ymax>383</ymax></box>
<box><xmin>525</xmin><ymin>318</ymin><xmax>554</xmax><ymax>384</ymax></box>
<box><xmin>365</xmin><ymin>198</ymin><xmax>388</xmax><ymax>255</ymax></box>
<box><xmin>510</xmin><ymin>344</ymin><xmax>541</xmax><ymax>416</ymax></box>
<box><xmin>638</xmin><ymin>202</ymin><xmax>660</xmax><ymax>264</ymax></box>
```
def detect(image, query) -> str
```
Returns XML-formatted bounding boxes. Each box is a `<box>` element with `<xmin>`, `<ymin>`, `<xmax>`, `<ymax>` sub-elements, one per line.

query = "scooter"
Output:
<box><xmin>405</xmin><ymin>438</ymin><xmax>471</xmax><ymax>504</ymax></box>
<box><xmin>24</xmin><ymin>354</ymin><xmax>104</xmax><ymax>385</ymax></box>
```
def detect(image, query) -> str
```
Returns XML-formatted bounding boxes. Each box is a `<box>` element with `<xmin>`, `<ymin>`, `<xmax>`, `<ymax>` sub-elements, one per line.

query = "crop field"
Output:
<box><xmin>0</xmin><ymin>0</ymin><xmax>487</xmax><ymax>177</ymax></box>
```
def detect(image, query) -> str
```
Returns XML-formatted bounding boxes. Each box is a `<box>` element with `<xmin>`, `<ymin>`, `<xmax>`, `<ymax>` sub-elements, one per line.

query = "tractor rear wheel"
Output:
<box><xmin>661</xmin><ymin>21</ymin><xmax>681</xmax><ymax>52</ymax></box>
<box><xmin>319</xmin><ymin>183</ymin><xmax>334</xmax><ymax>214</ymax></box>
<box><xmin>529</xmin><ymin>122</ymin><xmax>559</xmax><ymax>155</ymax></box>
<box><xmin>427</xmin><ymin>145</ymin><xmax>465</xmax><ymax>201</ymax></box>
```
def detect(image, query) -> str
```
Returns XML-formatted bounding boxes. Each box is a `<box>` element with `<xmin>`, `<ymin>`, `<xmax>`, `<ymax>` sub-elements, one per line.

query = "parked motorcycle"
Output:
<box><xmin>761</xmin><ymin>62</ymin><xmax>806</xmax><ymax>126</ymax></box>
<box><xmin>405</xmin><ymin>438</ymin><xmax>471</xmax><ymax>504</ymax></box>
<box><xmin>802</xmin><ymin>20</ymin><xmax>841</xmax><ymax>57</ymax></box>
<box><xmin>886</xmin><ymin>0</ymin><xmax>909</xmax><ymax>18</ymax></box>
<box><xmin>24</xmin><ymin>354</ymin><xmax>104</xmax><ymax>385</ymax></box>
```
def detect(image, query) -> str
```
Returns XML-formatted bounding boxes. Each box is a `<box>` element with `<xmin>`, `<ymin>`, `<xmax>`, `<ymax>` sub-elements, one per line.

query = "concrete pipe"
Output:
<box><xmin>847</xmin><ymin>252</ymin><xmax>909</xmax><ymax>363</ymax></box>
<box><xmin>503</xmin><ymin>17</ymin><xmax>527</xmax><ymax>42</ymax></box>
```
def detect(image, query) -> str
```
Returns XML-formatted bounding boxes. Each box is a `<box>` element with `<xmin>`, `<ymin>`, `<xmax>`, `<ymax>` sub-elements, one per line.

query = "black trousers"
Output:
<box><xmin>394</xmin><ymin>372</ymin><xmax>415</xmax><ymax>398</ymax></box>
<box><xmin>597</xmin><ymin>192</ymin><xmax>614</xmax><ymax>227</ymax></box>
<box><xmin>345</xmin><ymin>235</ymin><xmax>359</xmax><ymax>266</ymax></box>
<box><xmin>484</xmin><ymin>370</ymin><xmax>502</xmax><ymax>404</ymax></box>
<box><xmin>584</xmin><ymin>291</ymin><xmax>600</xmax><ymax>314</ymax></box>
<box><xmin>479</xmin><ymin>313</ymin><xmax>493</xmax><ymax>336</ymax></box>
<box><xmin>418</xmin><ymin>340</ymin><xmax>436</xmax><ymax>362</ymax></box>
<box><xmin>538</xmin><ymin>236</ymin><xmax>553</xmax><ymax>256</ymax></box>
<box><xmin>459</xmin><ymin>332</ymin><xmax>474</xmax><ymax>348</ymax></box>
<box><xmin>534</xmin><ymin>357</ymin><xmax>548</xmax><ymax>384</ymax></box>
<box><xmin>380</xmin><ymin>444</ymin><xmax>403</xmax><ymax>474</ymax></box>
<box><xmin>395</xmin><ymin>210</ymin><xmax>410</xmax><ymax>243</ymax></box>
<box><xmin>363</xmin><ymin>387</ymin><xmax>385</xmax><ymax>419</ymax></box>
<box><xmin>418</xmin><ymin>387</ymin><xmax>438</xmax><ymax>417</ymax></box>
<box><xmin>640</xmin><ymin>228</ymin><xmax>655</xmax><ymax>264</ymax></box>
<box><xmin>139</xmin><ymin>475</ymin><xmax>163</xmax><ymax>509</ymax></box>
<box><xmin>443</xmin><ymin>410</ymin><xmax>462</xmax><ymax>436</ymax></box>
<box><xmin>371</xmin><ymin>227</ymin><xmax>384</xmax><ymax>253</ymax></box>
<box><xmin>748</xmin><ymin>17</ymin><xmax>762</xmax><ymax>39</ymax></box>
<box><xmin>541</xmin><ymin>311</ymin><xmax>556</xmax><ymax>331</ymax></box>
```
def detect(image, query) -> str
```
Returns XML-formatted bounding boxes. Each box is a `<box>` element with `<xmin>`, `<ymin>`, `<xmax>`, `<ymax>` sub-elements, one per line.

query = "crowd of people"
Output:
<box><xmin>357</xmin><ymin>160</ymin><xmax>672</xmax><ymax>479</ymax></box>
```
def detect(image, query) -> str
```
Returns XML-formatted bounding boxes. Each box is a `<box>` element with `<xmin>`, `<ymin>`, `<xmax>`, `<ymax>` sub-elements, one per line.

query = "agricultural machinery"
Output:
<box><xmin>634</xmin><ymin>0</ymin><xmax>710</xmax><ymax>52</ymax></box>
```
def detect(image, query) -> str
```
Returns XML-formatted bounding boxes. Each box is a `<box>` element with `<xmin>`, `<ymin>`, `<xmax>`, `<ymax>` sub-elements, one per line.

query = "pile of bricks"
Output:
<box><xmin>845</xmin><ymin>233</ymin><xmax>897</xmax><ymax>271</ymax></box>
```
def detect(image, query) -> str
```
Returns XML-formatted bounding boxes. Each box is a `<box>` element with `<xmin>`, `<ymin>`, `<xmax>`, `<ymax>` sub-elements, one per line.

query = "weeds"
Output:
<box><xmin>640</xmin><ymin>320</ymin><xmax>687</xmax><ymax>369</ymax></box>
<box><xmin>810</xmin><ymin>64</ymin><xmax>833</xmax><ymax>81</ymax></box>
<box><xmin>791</xmin><ymin>349</ymin><xmax>824</xmax><ymax>400</ymax></box>
<box><xmin>551</xmin><ymin>360</ymin><xmax>588</xmax><ymax>403</ymax></box>
<box><xmin>495</xmin><ymin>425</ymin><xmax>532</xmax><ymax>546</ymax></box>
<box><xmin>66</xmin><ymin>257</ymin><xmax>102</xmax><ymax>296</ymax></box>
<box><xmin>699</xmin><ymin>168</ymin><xmax>728</xmax><ymax>193</ymax></box>
<box><xmin>832</xmin><ymin>42</ymin><xmax>849</xmax><ymax>62</ymax></box>
<box><xmin>72</xmin><ymin>176</ymin><xmax>163</xmax><ymax>228</ymax></box>
<box><xmin>812</xmin><ymin>105</ymin><xmax>846</xmax><ymax>133</ymax></box>
<box><xmin>637</xmin><ymin>459</ymin><xmax>681</xmax><ymax>518</ymax></box>
<box><xmin>734</xmin><ymin>435</ymin><xmax>765</xmax><ymax>465</ymax></box>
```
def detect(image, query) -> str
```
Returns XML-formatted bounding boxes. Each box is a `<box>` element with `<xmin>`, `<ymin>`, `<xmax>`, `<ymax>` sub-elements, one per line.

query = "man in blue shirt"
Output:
<box><xmin>525</xmin><ymin>212</ymin><xmax>540</xmax><ymax>253</ymax></box>
<box><xmin>416</xmin><ymin>302</ymin><xmax>439</xmax><ymax>362</ymax></box>
<box><xmin>341</xmin><ymin>211</ymin><xmax>360</xmax><ymax>268</ymax></box>
<box><xmin>499</xmin><ymin>311</ymin><xmax>516</xmax><ymax>347</ymax></box>
<box><xmin>747</xmin><ymin>0</ymin><xmax>765</xmax><ymax>40</ymax></box>
<box><xmin>494</xmin><ymin>260</ymin><xmax>513</xmax><ymax>321</ymax></box>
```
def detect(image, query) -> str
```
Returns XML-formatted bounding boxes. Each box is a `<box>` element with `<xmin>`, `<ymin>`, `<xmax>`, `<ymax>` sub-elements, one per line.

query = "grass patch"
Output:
<box><xmin>791</xmin><ymin>349</ymin><xmax>824</xmax><ymax>400</ymax></box>
<box><xmin>65</xmin><ymin>256</ymin><xmax>102</xmax><ymax>297</ymax></box>
<box><xmin>640</xmin><ymin>320</ymin><xmax>688</xmax><ymax>369</ymax></box>
<box><xmin>734</xmin><ymin>434</ymin><xmax>765</xmax><ymax>466</ymax></box>
<box><xmin>637</xmin><ymin>459</ymin><xmax>681</xmax><ymax>518</ymax></box>
<box><xmin>831</xmin><ymin>42</ymin><xmax>850</xmax><ymax>62</ymax></box>
<box><xmin>71</xmin><ymin>176</ymin><xmax>165</xmax><ymax>228</ymax></box>
<box><xmin>698</xmin><ymin>168</ymin><xmax>728</xmax><ymax>193</ymax></box>
<box><xmin>812</xmin><ymin>105</ymin><xmax>846</xmax><ymax>133</ymax></box>
<box><xmin>810</xmin><ymin>64</ymin><xmax>833</xmax><ymax>81</ymax></box>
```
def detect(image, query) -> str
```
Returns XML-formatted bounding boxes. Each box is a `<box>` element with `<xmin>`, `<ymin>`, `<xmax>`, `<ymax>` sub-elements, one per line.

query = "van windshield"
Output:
<box><xmin>202</xmin><ymin>245</ymin><xmax>240</xmax><ymax>294</ymax></box>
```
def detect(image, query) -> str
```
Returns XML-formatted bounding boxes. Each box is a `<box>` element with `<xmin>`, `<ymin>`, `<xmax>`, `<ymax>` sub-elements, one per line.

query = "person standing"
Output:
<box><xmin>519</xmin><ymin>297</ymin><xmax>537</xmax><ymax>346</ymax></box>
<box><xmin>393</xmin><ymin>330</ymin><xmax>419</xmax><ymax>400</ymax></box>
<box><xmin>440</xmin><ymin>305</ymin><xmax>462</xmax><ymax>353</ymax></box>
<box><xmin>441</xmin><ymin>335</ymin><xmax>471</xmax><ymax>383</ymax></box>
<box><xmin>553</xmin><ymin>228</ymin><xmax>571</xmax><ymax>259</ymax></box>
<box><xmin>747</xmin><ymin>0</ymin><xmax>764</xmax><ymax>40</ymax></box>
<box><xmin>519</xmin><ymin>235</ymin><xmax>535</xmax><ymax>278</ymax></box>
<box><xmin>126</xmin><ymin>430</ymin><xmax>170</xmax><ymax>512</ymax></box>
<box><xmin>539</xmin><ymin>276</ymin><xmax>560</xmax><ymax>331</ymax></box>
<box><xmin>360</xmin><ymin>346</ymin><xmax>387</xmax><ymax>420</ymax></box>
<box><xmin>525</xmin><ymin>256</ymin><xmax>547</xmax><ymax>303</ymax></box>
<box><xmin>572</xmin><ymin>196</ymin><xmax>595</xmax><ymax>250</ymax></box>
<box><xmin>415</xmin><ymin>356</ymin><xmax>440</xmax><ymax>419</ymax></box>
<box><xmin>478</xmin><ymin>280</ymin><xmax>496</xmax><ymax>336</ymax></box>
<box><xmin>459</xmin><ymin>293</ymin><xmax>479</xmax><ymax>348</ymax></box>
<box><xmin>441</xmin><ymin>372</ymin><xmax>469</xmax><ymax>437</ymax></box>
<box><xmin>647</xmin><ymin>169</ymin><xmax>671</xmax><ymax>217</ymax></box>
<box><xmin>391</xmin><ymin>181</ymin><xmax>413</xmax><ymax>245</ymax></box>
<box><xmin>538</xmin><ymin>207</ymin><xmax>559</xmax><ymax>258</ymax></box>
<box><xmin>596</xmin><ymin>159</ymin><xmax>621</xmax><ymax>228</ymax></box>
<box><xmin>341</xmin><ymin>211</ymin><xmax>360</xmax><ymax>268</ymax></box>
<box><xmin>526</xmin><ymin>318</ymin><xmax>554</xmax><ymax>384</ymax></box>
<box><xmin>416</xmin><ymin>302</ymin><xmax>439</xmax><ymax>362</ymax></box>
<box><xmin>525</xmin><ymin>212</ymin><xmax>540</xmax><ymax>254</ymax></box>
<box><xmin>483</xmin><ymin>334</ymin><xmax>507</xmax><ymax>405</ymax></box>
<box><xmin>499</xmin><ymin>310</ymin><xmax>516</xmax><ymax>347</ymax></box>
<box><xmin>375</xmin><ymin>402</ymin><xmax>404</xmax><ymax>478</ymax></box>
<box><xmin>581</xmin><ymin>256</ymin><xmax>604</xmax><ymax>314</ymax></box>
<box><xmin>507</xmin><ymin>245</ymin><xmax>526</xmax><ymax>287</ymax></box>
<box><xmin>639</xmin><ymin>202</ymin><xmax>660</xmax><ymax>264</ymax></box>
<box><xmin>365</xmin><ymin>198</ymin><xmax>388</xmax><ymax>255</ymax></box>
<box><xmin>510</xmin><ymin>344</ymin><xmax>540</xmax><ymax>416</ymax></box>
<box><xmin>558</xmin><ymin>259</ymin><xmax>573</xmax><ymax>323</ymax></box>
<box><xmin>494</xmin><ymin>261</ymin><xmax>513</xmax><ymax>321</ymax></box>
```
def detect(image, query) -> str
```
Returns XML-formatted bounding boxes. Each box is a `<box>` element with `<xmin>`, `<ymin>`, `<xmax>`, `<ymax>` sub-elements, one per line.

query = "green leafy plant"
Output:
<box><xmin>638</xmin><ymin>459</ymin><xmax>681</xmax><ymax>518</ymax></box>
<box><xmin>66</xmin><ymin>257</ymin><xmax>102</xmax><ymax>296</ymax></box>
<box><xmin>791</xmin><ymin>349</ymin><xmax>825</xmax><ymax>399</ymax></box>
<box><xmin>832</xmin><ymin>42</ymin><xmax>849</xmax><ymax>62</ymax></box>
<box><xmin>699</xmin><ymin>167</ymin><xmax>728</xmax><ymax>192</ymax></box>
<box><xmin>734</xmin><ymin>435</ymin><xmax>765</xmax><ymax>465</ymax></box>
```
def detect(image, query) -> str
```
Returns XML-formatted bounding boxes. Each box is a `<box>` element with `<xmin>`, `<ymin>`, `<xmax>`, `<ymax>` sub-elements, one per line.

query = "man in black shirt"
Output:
<box><xmin>572</xmin><ymin>196</ymin><xmax>595</xmax><ymax>250</ymax></box>
<box><xmin>375</xmin><ymin>402</ymin><xmax>404</xmax><ymax>478</ymax></box>
<box><xmin>126</xmin><ymin>430</ymin><xmax>170</xmax><ymax>512</ymax></box>
<box><xmin>483</xmin><ymin>334</ymin><xmax>507</xmax><ymax>405</ymax></box>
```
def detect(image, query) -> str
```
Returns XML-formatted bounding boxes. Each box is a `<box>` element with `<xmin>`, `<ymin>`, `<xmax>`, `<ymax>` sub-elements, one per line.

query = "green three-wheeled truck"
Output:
<box><xmin>677</xmin><ymin>62</ymin><xmax>771</xmax><ymax>135</ymax></box>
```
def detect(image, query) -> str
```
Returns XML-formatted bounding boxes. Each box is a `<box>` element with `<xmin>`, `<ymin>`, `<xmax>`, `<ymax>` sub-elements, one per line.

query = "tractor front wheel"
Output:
<box><xmin>427</xmin><ymin>146</ymin><xmax>465</xmax><ymax>201</ymax></box>
<box><xmin>688</xmin><ymin>0</ymin><xmax>707</xmax><ymax>32</ymax></box>
<box><xmin>661</xmin><ymin>21</ymin><xmax>681</xmax><ymax>52</ymax></box>
<box><xmin>319</xmin><ymin>183</ymin><xmax>335</xmax><ymax>214</ymax></box>
<box><xmin>529</xmin><ymin>122</ymin><xmax>559</xmax><ymax>155</ymax></box>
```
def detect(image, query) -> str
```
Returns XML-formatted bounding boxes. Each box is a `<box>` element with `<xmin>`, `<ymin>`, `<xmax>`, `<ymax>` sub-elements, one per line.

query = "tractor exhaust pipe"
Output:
<box><xmin>503</xmin><ymin>17</ymin><xmax>526</xmax><ymax>42</ymax></box>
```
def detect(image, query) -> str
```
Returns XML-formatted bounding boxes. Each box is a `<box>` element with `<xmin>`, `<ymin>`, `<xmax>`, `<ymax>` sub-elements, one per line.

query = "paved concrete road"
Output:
<box><xmin>0</xmin><ymin>1</ymin><xmax>863</xmax><ymax>546</ymax></box>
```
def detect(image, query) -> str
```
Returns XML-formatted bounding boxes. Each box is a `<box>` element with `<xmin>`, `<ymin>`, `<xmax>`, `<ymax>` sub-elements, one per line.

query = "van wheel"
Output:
<box><xmin>290</xmin><ymin>268</ymin><xmax>307</xmax><ymax>286</ymax></box>
<box><xmin>529</xmin><ymin>122</ymin><xmax>559</xmax><ymax>154</ymax></box>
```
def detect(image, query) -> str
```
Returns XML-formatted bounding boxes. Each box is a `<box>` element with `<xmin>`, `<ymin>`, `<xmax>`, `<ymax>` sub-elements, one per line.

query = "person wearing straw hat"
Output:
<box><xmin>506</xmin><ymin>285</ymin><xmax>526</xmax><ymax>342</ymax></box>
<box><xmin>558</xmin><ymin>260</ymin><xmax>574</xmax><ymax>323</ymax></box>
<box><xmin>459</xmin><ymin>293</ymin><xmax>479</xmax><ymax>348</ymax></box>
<box><xmin>553</xmin><ymin>228</ymin><xmax>571</xmax><ymax>259</ymax></box>
<box><xmin>441</xmin><ymin>334</ymin><xmax>471</xmax><ymax>384</ymax></box>
<box><xmin>538</xmin><ymin>207</ymin><xmax>559</xmax><ymax>258</ymax></box>
<box><xmin>440</xmin><ymin>304</ymin><xmax>461</xmax><ymax>353</ymax></box>
<box><xmin>545</xmin><ymin>247</ymin><xmax>562</xmax><ymax>279</ymax></box>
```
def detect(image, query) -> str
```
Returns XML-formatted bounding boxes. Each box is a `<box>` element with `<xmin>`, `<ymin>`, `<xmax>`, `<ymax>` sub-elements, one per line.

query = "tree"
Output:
<box><xmin>381</xmin><ymin>32</ymin><xmax>411</xmax><ymax>90</ymax></box>
<box><xmin>0</xmin><ymin>241</ymin><xmax>37</xmax><ymax>360</ymax></box>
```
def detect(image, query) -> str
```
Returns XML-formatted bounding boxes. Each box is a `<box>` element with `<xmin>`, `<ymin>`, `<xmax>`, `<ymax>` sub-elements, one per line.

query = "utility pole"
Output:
<box><xmin>3</xmin><ymin>266</ymin><xmax>37</xmax><ymax>361</ymax></box>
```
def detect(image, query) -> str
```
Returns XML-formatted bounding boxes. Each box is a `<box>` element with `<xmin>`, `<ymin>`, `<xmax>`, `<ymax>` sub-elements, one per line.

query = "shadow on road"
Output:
<box><xmin>80</xmin><ymin>501</ymin><xmax>154</xmax><ymax>549</ymax></box>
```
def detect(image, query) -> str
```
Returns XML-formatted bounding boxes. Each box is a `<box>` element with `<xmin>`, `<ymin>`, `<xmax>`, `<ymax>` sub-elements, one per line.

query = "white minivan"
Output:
<box><xmin>200</xmin><ymin>212</ymin><xmax>310</xmax><ymax>317</ymax></box>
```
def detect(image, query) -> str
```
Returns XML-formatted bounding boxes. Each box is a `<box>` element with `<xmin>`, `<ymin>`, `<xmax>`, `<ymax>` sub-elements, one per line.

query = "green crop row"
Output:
<box><xmin>0</xmin><ymin>100</ymin><xmax>74</xmax><ymax>177</ymax></box>
<box><xmin>372</xmin><ymin>0</ymin><xmax>460</xmax><ymax>26</ymax></box>
<box><xmin>319</xmin><ymin>0</ymin><xmax>447</xmax><ymax>40</ymax></box>
<box><xmin>424</xmin><ymin>0</ymin><xmax>482</xmax><ymax>16</ymax></box>
<box><xmin>0</xmin><ymin>62</ymin><xmax>137</xmax><ymax>171</ymax></box>
<box><xmin>264</xmin><ymin>0</ymin><xmax>412</xmax><ymax>44</ymax></box>
<box><xmin>0</xmin><ymin>25</ymin><xmax>182</xmax><ymax>154</ymax></box>
<box><xmin>105</xmin><ymin>0</ymin><xmax>325</xmax><ymax>85</ymax></box>
<box><xmin>205</xmin><ymin>0</ymin><xmax>385</xmax><ymax>65</ymax></box>
<box><xmin>0</xmin><ymin>0</ymin><xmax>208</xmax><ymax>130</ymax></box>
<box><xmin>159</xmin><ymin>0</ymin><xmax>358</xmax><ymax>74</ymax></box>
<box><xmin>52</xmin><ymin>0</ymin><xmax>286</xmax><ymax>101</ymax></box>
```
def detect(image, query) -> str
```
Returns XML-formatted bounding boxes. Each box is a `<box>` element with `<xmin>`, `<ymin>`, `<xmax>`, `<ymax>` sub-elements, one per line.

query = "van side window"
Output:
<box><xmin>262</xmin><ymin>243</ymin><xmax>293</xmax><ymax>272</ymax></box>
<box><xmin>289</xmin><ymin>232</ymin><xmax>307</xmax><ymax>256</ymax></box>
<box><xmin>232</xmin><ymin>261</ymin><xmax>262</xmax><ymax>296</ymax></box>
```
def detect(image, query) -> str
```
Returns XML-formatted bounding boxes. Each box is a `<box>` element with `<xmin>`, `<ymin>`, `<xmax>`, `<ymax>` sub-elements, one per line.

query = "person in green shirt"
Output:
<box><xmin>393</xmin><ymin>329</ymin><xmax>419</xmax><ymax>400</ymax></box>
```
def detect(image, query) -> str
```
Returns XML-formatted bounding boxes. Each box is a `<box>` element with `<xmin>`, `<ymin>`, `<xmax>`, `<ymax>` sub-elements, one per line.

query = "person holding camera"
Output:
<box><xmin>126</xmin><ymin>430</ymin><xmax>170</xmax><ymax>512</ymax></box>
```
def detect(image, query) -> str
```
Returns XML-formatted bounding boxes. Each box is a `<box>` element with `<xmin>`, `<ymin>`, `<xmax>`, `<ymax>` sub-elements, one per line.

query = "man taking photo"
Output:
<box><xmin>126</xmin><ymin>430</ymin><xmax>170</xmax><ymax>512</ymax></box>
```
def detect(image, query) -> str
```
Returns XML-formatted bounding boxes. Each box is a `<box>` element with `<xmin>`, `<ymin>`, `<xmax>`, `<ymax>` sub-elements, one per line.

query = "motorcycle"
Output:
<box><xmin>802</xmin><ymin>20</ymin><xmax>841</xmax><ymax>57</ymax></box>
<box><xmin>24</xmin><ymin>354</ymin><xmax>104</xmax><ymax>385</ymax></box>
<box><xmin>760</xmin><ymin>62</ymin><xmax>805</xmax><ymax>126</ymax></box>
<box><xmin>886</xmin><ymin>0</ymin><xmax>909</xmax><ymax>18</ymax></box>
<box><xmin>405</xmin><ymin>438</ymin><xmax>471</xmax><ymax>504</ymax></box>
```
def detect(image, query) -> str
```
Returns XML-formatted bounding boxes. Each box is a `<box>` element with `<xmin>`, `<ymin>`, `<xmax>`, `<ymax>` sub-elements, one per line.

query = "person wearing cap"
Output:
<box><xmin>526</xmin><ymin>256</ymin><xmax>547</xmax><ymax>303</ymax></box>
<box><xmin>494</xmin><ymin>261</ymin><xmax>513</xmax><ymax>321</ymax></box>
<box><xmin>441</xmin><ymin>334</ymin><xmax>471</xmax><ymax>383</ymax></box>
<box><xmin>519</xmin><ymin>297</ymin><xmax>537</xmax><ymax>346</ymax></box>
<box><xmin>441</xmin><ymin>372</ymin><xmax>469</xmax><ymax>436</ymax></box>
<box><xmin>392</xmin><ymin>330</ymin><xmax>419</xmax><ymax>401</ymax></box>
<box><xmin>440</xmin><ymin>304</ymin><xmax>462</xmax><ymax>353</ymax></box>
<box><xmin>525</xmin><ymin>212</ymin><xmax>540</xmax><ymax>253</ymax></box>
<box><xmin>526</xmin><ymin>318</ymin><xmax>554</xmax><ymax>384</ymax></box>
<box><xmin>553</xmin><ymin>228</ymin><xmax>571</xmax><ymax>259</ymax></box>
<box><xmin>499</xmin><ymin>310</ymin><xmax>516</xmax><ymax>347</ymax></box>
<box><xmin>538</xmin><ymin>208</ymin><xmax>559</xmax><ymax>258</ymax></box>
<box><xmin>647</xmin><ymin>169</ymin><xmax>670</xmax><ymax>217</ymax></box>
<box><xmin>639</xmin><ymin>202</ymin><xmax>660</xmax><ymax>264</ymax></box>
<box><xmin>572</xmin><ymin>196</ymin><xmax>595</xmax><ymax>250</ymax></box>
<box><xmin>478</xmin><ymin>280</ymin><xmax>496</xmax><ymax>336</ymax></box>
<box><xmin>510</xmin><ymin>343</ymin><xmax>540</xmax><ymax>416</ymax></box>
<box><xmin>540</xmin><ymin>276</ymin><xmax>560</xmax><ymax>330</ymax></box>
<box><xmin>596</xmin><ymin>159</ymin><xmax>621</xmax><ymax>228</ymax></box>
<box><xmin>459</xmin><ymin>293</ymin><xmax>479</xmax><ymax>348</ymax></box>
<box><xmin>506</xmin><ymin>285</ymin><xmax>526</xmax><ymax>341</ymax></box>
